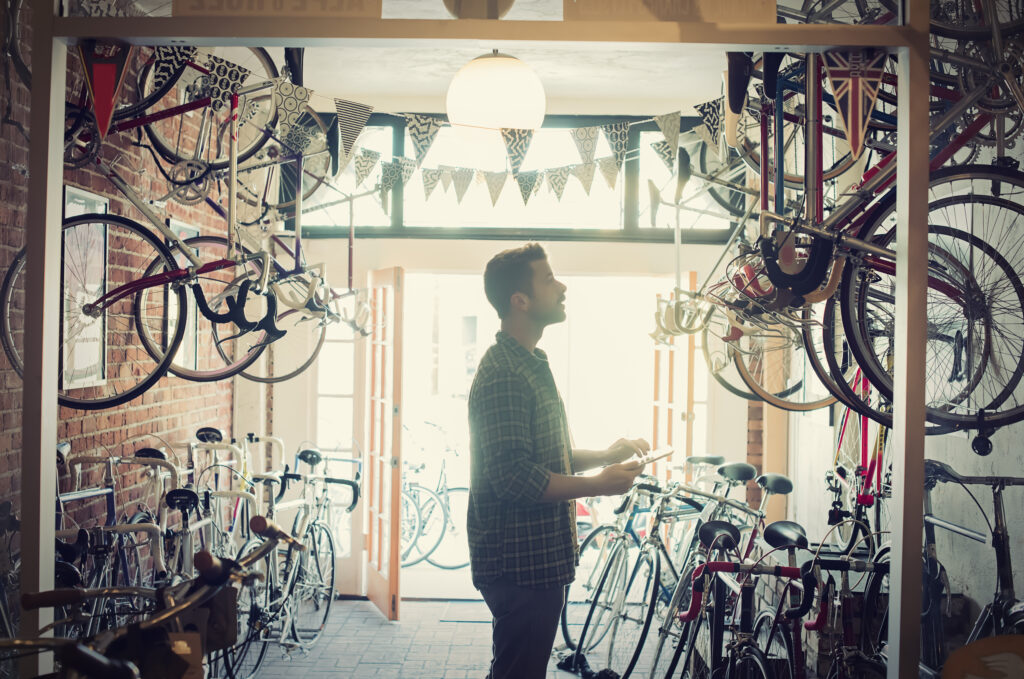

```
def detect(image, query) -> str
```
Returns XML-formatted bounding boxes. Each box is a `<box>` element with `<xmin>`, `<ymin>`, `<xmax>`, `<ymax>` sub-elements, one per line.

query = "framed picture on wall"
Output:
<box><xmin>61</xmin><ymin>185</ymin><xmax>109</xmax><ymax>391</ymax></box>
<box><xmin>168</xmin><ymin>219</ymin><xmax>199</xmax><ymax>371</ymax></box>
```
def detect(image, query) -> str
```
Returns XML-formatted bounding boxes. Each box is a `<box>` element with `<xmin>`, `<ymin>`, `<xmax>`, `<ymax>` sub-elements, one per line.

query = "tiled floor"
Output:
<box><xmin>259</xmin><ymin>599</ymin><xmax>578</xmax><ymax>679</ymax></box>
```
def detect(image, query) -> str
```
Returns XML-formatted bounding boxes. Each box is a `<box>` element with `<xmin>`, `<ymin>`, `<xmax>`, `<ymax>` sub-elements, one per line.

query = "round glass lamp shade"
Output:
<box><xmin>445</xmin><ymin>52</ymin><xmax>546</xmax><ymax>130</ymax></box>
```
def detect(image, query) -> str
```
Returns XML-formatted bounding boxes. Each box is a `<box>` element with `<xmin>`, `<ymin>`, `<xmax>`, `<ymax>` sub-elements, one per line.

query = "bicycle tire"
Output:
<box><xmin>0</xmin><ymin>213</ymin><xmax>186</xmax><ymax>410</ymax></box>
<box><xmin>426</xmin><ymin>487</ymin><xmax>469</xmax><ymax>570</ymax></box>
<box><xmin>826</xmin><ymin>654</ymin><xmax>887</xmax><ymax>679</ymax></box>
<box><xmin>701</xmin><ymin>310</ymin><xmax>770</xmax><ymax>401</ymax></box>
<box><xmin>576</xmin><ymin>540</ymin><xmax>630</xmax><ymax>657</ymax></box>
<box><xmin>231</xmin><ymin>302</ymin><xmax>328</xmax><ymax>384</ymax></box>
<box><xmin>399</xmin><ymin>488</ymin><xmax>423</xmax><ymax>567</ymax></box>
<box><xmin>840</xmin><ymin>166</ymin><xmax>1024</xmax><ymax>429</ymax></box>
<box><xmin>291</xmin><ymin>521</ymin><xmax>335</xmax><ymax>646</ymax></box>
<box><xmin>930</xmin><ymin>1</ymin><xmax>1024</xmax><ymax>40</ymax></box>
<box><xmin>401</xmin><ymin>485</ymin><xmax>447</xmax><ymax>568</ymax></box>
<box><xmin>5</xmin><ymin>0</ymin><xmax>31</xmax><ymax>90</ymax></box>
<box><xmin>604</xmin><ymin>546</ymin><xmax>660</xmax><ymax>678</ymax></box>
<box><xmin>136</xmin><ymin>235</ymin><xmax>269</xmax><ymax>382</ymax></box>
<box><xmin>752</xmin><ymin>610</ymin><xmax>794</xmax><ymax>679</ymax></box>
<box><xmin>562</xmin><ymin>524</ymin><xmax>618</xmax><ymax>651</ymax></box>
<box><xmin>216</xmin><ymin>538</ymin><xmax>270</xmax><ymax>679</ymax></box>
<box><xmin>696</xmin><ymin>139</ymin><xmax>752</xmax><ymax>219</ymax></box>
<box><xmin>672</xmin><ymin>593</ymin><xmax>710</xmax><ymax>679</ymax></box>
<box><xmin>730</xmin><ymin>645</ymin><xmax>772</xmax><ymax>679</ymax></box>
<box><xmin>140</xmin><ymin>47</ymin><xmax>279</xmax><ymax>170</ymax></box>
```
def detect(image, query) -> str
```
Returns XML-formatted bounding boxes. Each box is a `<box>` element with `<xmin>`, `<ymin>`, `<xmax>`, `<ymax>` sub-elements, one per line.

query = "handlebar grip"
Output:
<box><xmin>785</xmin><ymin>563</ymin><xmax>818</xmax><ymax>620</ymax></box>
<box><xmin>57</xmin><ymin>644</ymin><xmax>140</xmax><ymax>679</ymax></box>
<box><xmin>21</xmin><ymin>588</ymin><xmax>86</xmax><ymax>610</ymax></box>
<box><xmin>249</xmin><ymin>515</ymin><xmax>306</xmax><ymax>551</ymax></box>
<box><xmin>274</xmin><ymin>465</ymin><xmax>292</xmax><ymax>503</ymax></box>
<box><xmin>676</xmin><ymin>577</ymin><xmax>705</xmax><ymax>623</ymax></box>
<box><xmin>194</xmin><ymin>551</ymin><xmax>225</xmax><ymax>584</ymax></box>
<box><xmin>635</xmin><ymin>483</ymin><xmax>664</xmax><ymax>495</ymax></box>
<box><xmin>325</xmin><ymin>477</ymin><xmax>360</xmax><ymax>512</ymax></box>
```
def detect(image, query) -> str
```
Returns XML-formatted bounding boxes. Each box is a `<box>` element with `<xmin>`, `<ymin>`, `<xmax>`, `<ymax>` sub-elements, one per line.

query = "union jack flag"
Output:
<box><xmin>822</xmin><ymin>49</ymin><xmax>887</xmax><ymax>160</ymax></box>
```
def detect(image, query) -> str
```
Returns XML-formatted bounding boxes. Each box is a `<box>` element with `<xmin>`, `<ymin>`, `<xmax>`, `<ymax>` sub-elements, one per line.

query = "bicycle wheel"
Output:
<box><xmin>562</xmin><ymin>525</ymin><xmax>618</xmax><ymax>651</ymax></box>
<box><xmin>840</xmin><ymin>166</ymin><xmax>1024</xmax><ymax>429</ymax></box>
<box><xmin>291</xmin><ymin>521</ymin><xmax>335</xmax><ymax>646</ymax></box>
<box><xmin>216</xmin><ymin>539</ymin><xmax>270</xmax><ymax>679</ymax></box>
<box><xmin>140</xmin><ymin>47</ymin><xmax>279</xmax><ymax>169</ymax></box>
<box><xmin>930</xmin><ymin>0</ymin><xmax>1024</xmax><ymax>40</ymax></box>
<box><xmin>701</xmin><ymin>308</ymin><xmax>767</xmax><ymax>401</ymax></box>
<box><xmin>576</xmin><ymin>541</ymin><xmax>630</xmax><ymax>656</ymax></box>
<box><xmin>826</xmin><ymin>655</ymin><xmax>887</xmax><ymax>679</ymax></box>
<box><xmin>673</xmin><ymin>593</ymin><xmax>711</xmax><ymax>679</ymax></box>
<box><xmin>0</xmin><ymin>213</ymin><xmax>186</xmax><ymax>410</ymax></box>
<box><xmin>603</xmin><ymin>546</ymin><xmax>660</xmax><ymax>678</ymax></box>
<box><xmin>695</xmin><ymin>138</ymin><xmax>753</xmax><ymax>219</ymax></box>
<box><xmin>4</xmin><ymin>0</ymin><xmax>31</xmax><ymax>90</ymax></box>
<box><xmin>399</xmin><ymin>488</ymin><xmax>423</xmax><ymax>567</ymax></box>
<box><xmin>753</xmin><ymin>611</ymin><xmax>794</xmax><ymax>679</ymax></box>
<box><xmin>647</xmin><ymin>559</ymin><xmax>698</xmax><ymax>679</ymax></box>
<box><xmin>426</xmin><ymin>487</ymin><xmax>469</xmax><ymax>570</ymax></box>
<box><xmin>136</xmin><ymin>235</ymin><xmax>268</xmax><ymax>382</ymax></box>
<box><xmin>860</xmin><ymin>546</ymin><xmax>890</xmax><ymax>657</ymax></box>
<box><xmin>403</xmin><ymin>485</ymin><xmax>447</xmax><ymax>567</ymax></box>
<box><xmin>730</xmin><ymin>646</ymin><xmax>772</xmax><ymax>679</ymax></box>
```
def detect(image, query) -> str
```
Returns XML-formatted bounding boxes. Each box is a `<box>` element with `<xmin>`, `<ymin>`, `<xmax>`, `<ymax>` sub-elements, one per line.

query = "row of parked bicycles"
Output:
<box><xmin>0</xmin><ymin>427</ymin><xmax>360</xmax><ymax>679</ymax></box>
<box><xmin>557</xmin><ymin>453</ymin><xmax>1024</xmax><ymax>679</ymax></box>
<box><xmin>650</xmin><ymin>0</ymin><xmax>1024</xmax><ymax>445</ymax></box>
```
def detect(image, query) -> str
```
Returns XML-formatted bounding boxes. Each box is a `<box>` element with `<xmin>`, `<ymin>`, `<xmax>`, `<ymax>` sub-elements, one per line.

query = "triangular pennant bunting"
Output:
<box><xmin>152</xmin><ymin>46</ymin><xmax>196</xmax><ymax>93</ymax></box>
<box><xmin>572</xmin><ymin>163</ymin><xmax>596</xmax><ymax>195</ymax></box>
<box><xmin>354</xmin><ymin>149</ymin><xmax>380</xmax><ymax>187</ymax></box>
<box><xmin>570</xmin><ymin>126</ymin><xmax>601</xmax><ymax>165</ymax></box>
<box><xmin>534</xmin><ymin>170</ymin><xmax>545</xmax><ymax>195</ymax></box>
<box><xmin>546</xmin><ymin>166</ymin><xmax>571</xmax><ymax>201</ymax></box>
<box><xmin>514</xmin><ymin>171</ymin><xmax>540</xmax><ymax>205</ymax></box>
<box><xmin>822</xmin><ymin>49</ymin><xmax>887</xmax><ymax>160</ymax></box>
<box><xmin>601</xmin><ymin>122</ymin><xmax>630</xmax><ymax>171</ymax></box>
<box><xmin>452</xmin><ymin>168</ymin><xmax>475</xmax><ymax>203</ymax></box>
<box><xmin>483</xmin><ymin>171</ymin><xmax>508</xmax><ymax>206</ymax></box>
<box><xmin>650</xmin><ymin>140</ymin><xmax>676</xmax><ymax>171</ymax></box>
<box><xmin>598</xmin><ymin>156</ymin><xmax>620</xmax><ymax>190</ymax></box>
<box><xmin>501</xmin><ymin>128</ymin><xmax>534</xmax><ymax>176</ymax></box>
<box><xmin>695</xmin><ymin>97</ymin><xmax>724</xmax><ymax>147</ymax></box>
<box><xmin>78</xmin><ymin>40</ymin><xmax>135</xmax><ymax>140</ymax></box>
<box><xmin>422</xmin><ymin>168</ymin><xmax>443</xmax><ymax>200</ymax></box>
<box><xmin>273</xmin><ymin>79</ymin><xmax>314</xmax><ymax>152</ymax></box>
<box><xmin>439</xmin><ymin>165</ymin><xmax>455</xmax><ymax>192</ymax></box>
<box><xmin>379</xmin><ymin>160</ymin><xmax>402</xmax><ymax>212</ymax></box>
<box><xmin>334</xmin><ymin>98</ymin><xmax>374</xmax><ymax>158</ymax></box>
<box><xmin>654</xmin><ymin>111</ymin><xmax>681</xmax><ymax>166</ymax></box>
<box><xmin>204</xmin><ymin>53</ymin><xmax>251</xmax><ymax>112</ymax></box>
<box><xmin>396</xmin><ymin>157</ymin><xmax>417</xmax><ymax>185</ymax></box>
<box><xmin>694</xmin><ymin>123</ymin><xmax>717</xmax><ymax>149</ymax></box>
<box><xmin>406</xmin><ymin>114</ymin><xmax>444</xmax><ymax>166</ymax></box>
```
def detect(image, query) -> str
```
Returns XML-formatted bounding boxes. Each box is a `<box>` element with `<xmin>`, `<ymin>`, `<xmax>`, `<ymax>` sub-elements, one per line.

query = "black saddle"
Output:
<box><xmin>55</xmin><ymin>529</ymin><xmax>89</xmax><ymax>565</ymax></box>
<box><xmin>298</xmin><ymin>448</ymin><xmax>323</xmax><ymax>468</ymax></box>
<box><xmin>687</xmin><ymin>455</ymin><xmax>725</xmax><ymax>467</ymax></box>
<box><xmin>925</xmin><ymin>459</ymin><xmax>963</xmax><ymax>484</ymax></box>
<box><xmin>134</xmin><ymin>447</ymin><xmax>167</xmax><ymax>461</ymax></box>
<box><xmin>54</xmin><ymin>559</ymin><xmax>83</xmax><ymax>588</ymax></box>
<box><xmin>166</xmin><ymin>488</ymin><xmax>200</xmax><ymax>512</ymax></box>
<box><xmin>195</xmin><ymin>427</ymin><xmax>224</xmax><ymax>444</ymax></box>
<box><xmin>699</xmin><ymin>520</ymin><xmax>741</xmax><ymax>551</ymax></box>
<box><xmin>717</xmin><ymin>462</ymin><xmax>757</xmax><ymax>484</ymax></box>
<box><xmin>763</xmin><ymin>520</ymin><xmax>808</xmax><ymax>551</ymax></box>
<box><xmin>756</xmin><ymin>473</ymin><xmax>794</xmax><ymax>496</ymax></box>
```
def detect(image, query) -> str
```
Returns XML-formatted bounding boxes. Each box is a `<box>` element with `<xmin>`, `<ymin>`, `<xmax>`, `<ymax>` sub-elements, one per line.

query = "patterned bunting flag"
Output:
<box><xmin>406</xmin><ymin>114</ymin><xmax>444</xmax><ymax>166</ymax></box>
<box><xmin>449</xmin><ymin>168</ymin><xmax>472</xmax><ymax>203</ymax></box>
<box><xmin>601</xmin><ymin>122</ymin><xmax>630</xmax><ymax>171</ymax></box>
<box><xmin>396</xmin><ymin>157</ymin><xmax>417</xmax><ymax>185</ymax></box>
<box><xmin>650</xmin><ymin>140</ymin><xmax>676</xmax><ymax>171</ymax></box>
<box><xmin>483</xmin><ymin>171</ymin><xmax>508</xmax><ymax>206</ymax></box>
<box><xmin>534</xmin><ymin>171</ymin><xmax>545</xmax><ymax>195</ymax></box>
<box><xmin>204</xmin><ymin>53</ymin><xmax>251</xmax><ymax>112</ymax></box>
<box><xmin>379</xmin><ymin>159</ymin><xmax>402</xmax><ymax>212</ymax></box>
<box><xmin>570</xmin><ymin>126</ymin><xmax>601</xmax><ymax>165</ymax></box>
<box><xmin>572</xmin><ymin>163</ymin><xmax>596</xmax><ymax>195</ymax></box>
<box><xmin>422</xmin><ymin>168</ymin><xmax>443</xmax><ymax>200</ymax></box>
<box><xmin>354</xmin><ymin>149</ymin><xmax>380</xmax><ymax>187</ymax></box>
<box><xmin>334</xmin><ymin>98</ymin><xmax>374</xmax><ymax>158</ymax></box>
<box><xmin>823</xmin><ymin>49</ymin><xmax>887</xmax><ymax>160</ymax></box>
<box><xmin>694</xmin><ymin>123</ymin><xmax>717</xmax><ymax>150</ymax></box>
<box><xmin>439</xmin><ymin>165</ymin><xmax>456</xmax><ymax>192</ymax></box>
<box><xmin>514</xmin><ymin>171</ymin><xmax>540</xmax><ymax>205</ymax></box>
<box><xmin>694</xmin><ymin>97</ymin><xmax>724</xmax><ymax>147</ymax></box>
<box><xmin>546</xmin><ymin>166</ymin><xmax>571</xmax><ymax>201</ymax></box>
<box><xmin>501</xmin><ymin>128</ymin><xmax>534</xmax><ymax>176</ymax></box>
<box><xmin>598</xmin><ymin>156</ymin><xmax>620</xmax><ymax>190</ymax></box>
<box><xmin>654</xmin><ymin>112</ymin><xmax>680</xmax><ymax>166</ymax></box>
<box><xmin>273</xmin><ymin>79</ymin><xmax>313</xmax><ymax>152</ymax></box>
<box><xmin>152</xmin><ymin>46</ymin><xmax>197</xmax><ymax>92</ymax></box>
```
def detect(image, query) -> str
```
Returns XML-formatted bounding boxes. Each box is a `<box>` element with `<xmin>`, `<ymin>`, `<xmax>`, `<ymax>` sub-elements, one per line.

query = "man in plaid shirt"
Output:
<box><xmin>469</xmin><ymin>243</ymin><xmax>649</xmax><ymax>679</ymax></box>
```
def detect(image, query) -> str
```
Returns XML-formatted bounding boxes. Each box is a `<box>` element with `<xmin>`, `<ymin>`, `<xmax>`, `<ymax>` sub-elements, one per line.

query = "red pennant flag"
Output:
<box><xmin>822</xmin><ymin>49</ymin><xmax>886</xmax><ymax>160</ymax></box>
<box><xmin>77</xmin><ymin>39</ymin><xmax>134</xmax><ymax>141</ymax></box>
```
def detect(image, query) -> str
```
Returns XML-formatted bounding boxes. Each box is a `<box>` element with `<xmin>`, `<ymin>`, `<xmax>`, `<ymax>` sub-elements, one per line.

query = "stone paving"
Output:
<box><xmin>258</xmin><ymin>599</ymin><xmax>575</xmax><ymax>679</ymax></box>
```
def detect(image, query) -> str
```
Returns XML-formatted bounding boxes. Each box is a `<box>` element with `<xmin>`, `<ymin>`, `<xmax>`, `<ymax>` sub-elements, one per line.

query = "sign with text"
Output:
<box><xmin>174</xmin><ymin>0</ymin><xmax>380</xmax><ymax>17</ymax></box>
<box><xmin>563</xmin><ymin>0</ymin><xmax>774</xmax><ymax>23</ymax></box>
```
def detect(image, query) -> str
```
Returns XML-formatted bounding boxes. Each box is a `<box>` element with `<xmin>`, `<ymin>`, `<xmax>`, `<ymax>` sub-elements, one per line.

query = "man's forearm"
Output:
<box><xmin>539</xmin><ymin>471</ymin><xmax>599</xmax><ymax>502</ymax></box>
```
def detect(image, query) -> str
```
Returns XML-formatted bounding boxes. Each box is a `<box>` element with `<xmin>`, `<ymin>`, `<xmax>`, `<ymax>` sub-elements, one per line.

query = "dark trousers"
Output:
<box><xmin>479</xmin><ymin>578</ymin><xmax>565</xmax><ymax>679</ymax></box>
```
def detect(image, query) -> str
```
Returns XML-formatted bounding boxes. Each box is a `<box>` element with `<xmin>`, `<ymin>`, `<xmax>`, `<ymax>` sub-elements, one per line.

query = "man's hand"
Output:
<box><xmin>590</xmin><ymin>460</ymin><xmax>646</xmax><ymax>496</ymax></box>
<box><xmin>605</xmin><ymin>438</ymin><xmax>651</xmax><ymax>465</ymax></box>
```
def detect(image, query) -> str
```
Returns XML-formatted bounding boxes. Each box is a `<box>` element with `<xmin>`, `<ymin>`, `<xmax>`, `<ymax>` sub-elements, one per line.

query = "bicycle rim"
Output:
<box><xmin>753</xmin><ymin>611</ymin><xmax>794</xmax><ymax>679</ymax></box>
<box><xmin>219</xmin><ymin>539</ymin><xmax>270</xmax><ymax>679</ymax></box>
<box><xmin>399</xmin><ymin>488</ymin><xmax>424</xmax><ymax>567</ymax></box>
<box><xmin>426</xmin><ymin>487</ymin><xmax>470</xmax><ymax>570</ymax></box>
<box><xmin>562</xmin><ymin>525</ymin><xmax>617</xmax><ymax>651</ymax></box>
<box><xmin>731</xmin><ymin>646</ymin><xmax>772</xmax><ymax>679</ymax></box>
<box><xmin>291</xmin><ymin>522</ymin><xmax>335</xmax><ymax>646</ymax></box>
<box><xmin>401</xmin><ymin>485</ymin><xmax>447</xmax><ymax>567</ymax></box>
<box><xmin>577</xmin><ymin>542</ymin><xmax>629</xmax><ymax>655</ymax></box>
<box><xmin>604</xmin><ymin>547</ymin><xmax>659</xmax><ymax>678</ymax></box>
<box><xmin>1</xmin><ymin>213</ymin><xmax>186</xmax><ymax>409</ymax></box>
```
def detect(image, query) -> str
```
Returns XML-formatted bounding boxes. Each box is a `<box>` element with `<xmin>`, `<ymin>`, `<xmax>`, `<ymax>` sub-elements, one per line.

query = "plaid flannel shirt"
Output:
<box><xmin>467</xmin><ymin>331</ymin><xmax>577</xmax><ymax>590</ymax></box>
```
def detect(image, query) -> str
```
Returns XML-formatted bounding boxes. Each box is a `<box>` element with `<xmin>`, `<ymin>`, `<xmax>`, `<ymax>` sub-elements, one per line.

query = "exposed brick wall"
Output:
<box><xmin>746</xmin><ymin>400</ymin><xmax>763</xmax><ymax>508</ymax></box>
<box><xmin>0</xmin><ymin>21</ymin><xmax>233</xmax><ymax>528</ymax></box>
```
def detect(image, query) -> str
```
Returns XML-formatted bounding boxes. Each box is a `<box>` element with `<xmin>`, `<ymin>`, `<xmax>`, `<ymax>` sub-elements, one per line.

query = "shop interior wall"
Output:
<box><xmin>0</xmin><ymin>34</ymin><xmax>233</xmax><ymax>530</ymax></box>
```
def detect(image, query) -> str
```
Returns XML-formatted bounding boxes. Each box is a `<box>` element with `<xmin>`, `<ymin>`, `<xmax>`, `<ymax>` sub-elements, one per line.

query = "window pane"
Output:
<box><xmin>305</xmin><ymin>125</ymin><xmax>393</xmax><ymax>227</ymax></box>
<box><xmin>317</xmin><ymin>396</ymin><xmax>354</xmax><ymax>450</ymax></box>
<box><xmin>403</xmin><ymin>126</ymin><xmax>624</xmax><ymax>229</ymax></box>
<box><xmin>318</xmin><ymin>342</ymin><xmax>355</xmax><ymax>394</ymax></box>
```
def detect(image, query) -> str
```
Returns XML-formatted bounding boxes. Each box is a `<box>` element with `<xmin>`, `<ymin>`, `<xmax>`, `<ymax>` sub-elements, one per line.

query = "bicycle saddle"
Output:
<box><xmin>134</xmin><ymin>447</ymin><xmax>166</xmax><ymax>461</ymax></box>
<box><xmin>756</xmin><ymin>473</ymin><xmax>794</xmax><ymax>496</ymax></box>
<box><xmin>55</xmin><ymin>529</ymin><xmax>89</xmax><ymax>565</ymax></box>
<box><xmin>699</xmin><ymin>520</ymin><xmax>741</xmax><ymax>551</ymax></box>
<box><xmin>763</xmin><ymin>520</ymin><xmax>808</xmax><ymax>551</ymax></box>
<box><xmin>717</xmin><ymin>462</ymin><xmax>757</xmax><ymax>484</ymax></box>
<box><xmin>687</xmin><ymin>455</ymin><xmax>725</xmax><ymax>467</ymax></box>
<box><xmin>54</xmin><ymin>559</ymin><xmax>83</xmax><ymax>589</ymax></box>
<box><xmin>57</xmin><ymin>441</ymin><xmax>71</xmax><ymax>466</ymax></box>
<box><xmin>166</xmin><ymin>488</ymin><xmax>200</xmax><ymax>512</ymax></box>
<box><xmin>924</xmin><ymin>459</ymin><xmax>962</xmax><ymax>484</ymax></box>
<box><xmin>195</xmin><ymin>427</ymin><xmax>224</xmax><ymax>444</ymax></box>
<box><xmin>297</xmin><ymin>448</ymin><xmax>323</xmax><ymax>468</ymax></box>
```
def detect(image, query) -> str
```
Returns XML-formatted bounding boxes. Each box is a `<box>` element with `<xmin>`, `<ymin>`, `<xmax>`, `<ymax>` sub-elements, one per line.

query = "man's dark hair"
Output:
<box><xmin>483</xmin><ymin>243</ymin><xmax>547</xmax><ymax>319</ymax></box>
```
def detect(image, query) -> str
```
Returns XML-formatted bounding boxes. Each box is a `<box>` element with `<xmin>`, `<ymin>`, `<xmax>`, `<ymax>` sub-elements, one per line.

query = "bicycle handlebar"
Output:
<box><xmin>324</xmin><ymin>476</ymin><xmax>360</xmax><ymax>512</ymax></box>
<box><xmin>786</xmin><ymin>561</ymin><xmax>818</xmax><ymax>620</ymax></box>
<box><xmin>250</xmin><ymin>515</ymin><xmax>306</xmax><ymax>551</ymax></box>
<box><xmin>21</xmin><ymin>587</ymin><xmax>86</xmax><ymax>610</ymax></box>
<box><xmin>271</xmin><ymin>467</ymin><xmax>360</xmax><ymax>512</ymax></box>
<box><xmin>57</xmin><ymin>643</ymin><xmax>141</xmax><ymax>679</ymax></box>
